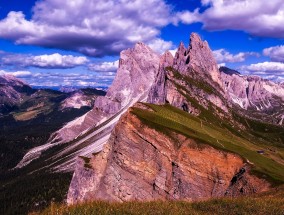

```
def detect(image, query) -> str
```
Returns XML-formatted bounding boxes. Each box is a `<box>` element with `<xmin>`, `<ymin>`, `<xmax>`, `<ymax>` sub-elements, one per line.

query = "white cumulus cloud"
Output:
<box><xmin>177</xmin><ymin>0</ymin><xmax>284</xmax><ymax>38</ymax></box>
<box><xmin>263</xmin><ymin>45</ymin><xmax>284</xmax><ymax>62</ymax></box>
<box><xmin>244</xmin><ymin>62</ymin><xmax>284</xmax><ymax>73</ymax></box>
<box><xmin>88</xmin><ymin>60</ymin><xmax>119</xmax><ymax>72</ymax></box>
<box><xmin>148</xmin><ymin>39</ymin><xmax>174</xmax><ymax>54</ymax></box>
<box><xmin>2</xmin><ymin>53</ymin><xmax>88</xmax><ymax>68</ymax></box>
<box><xmin>0</xmin><ymin>0</ymin><xmax>174</xmax><ymax>56</ymax></box>
<box><xmin>241</xmin><ymin>61</ymin><xmax>284</xmax><ymax>81</ymax></box>
<box><xmin>0</xmin><ymin>70</ymin><xmax>32</xmax><ymax>77</ymax></box>
<box><xmin>213</xmin><ymin>49</ymin><xmax>258</xmax><ymax>64</ymax></box>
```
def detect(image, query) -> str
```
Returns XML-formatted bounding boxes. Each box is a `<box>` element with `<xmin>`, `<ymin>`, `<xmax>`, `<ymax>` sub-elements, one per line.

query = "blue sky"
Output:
<box><xmin>0</xmin><ymin>0</ymin><xmax>284</xmax><ymax>88</ymax></box>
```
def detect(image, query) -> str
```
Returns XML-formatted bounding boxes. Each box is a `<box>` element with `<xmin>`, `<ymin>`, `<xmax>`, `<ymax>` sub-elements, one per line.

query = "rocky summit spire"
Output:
<box><xmin>173</xmin><ymin>33</ymin><xmax>223</xmax><ymax>88</ymax></box>
<box><xmin>188</xmin><ymin>33</ymin><xmax>223</xmax><ymax>87</ymax></box>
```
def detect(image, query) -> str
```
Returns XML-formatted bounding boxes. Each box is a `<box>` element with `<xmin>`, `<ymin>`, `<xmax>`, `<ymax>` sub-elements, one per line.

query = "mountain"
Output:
<box><xmin>0</xmin><ymin>74</ymin><xmax>35</xmax><ymax>115</ymax></box>
<box><xmin>67</xmin><ymin>103</ymin><xmax>270</xmax><ymax>203</ymax></box>
<box><xmin>221</xmin><ymin>71</ymin><xmax>284</xmax><ymax>125</ymax></box>
<box><xmin>66</xmin><ymin>33</ymin><xmax>284</xmax><ymax>204</ymax></box>
<box><xmin>2</xmin><ymin>33</ymin><xmax>283</xmax><ymax>214</ymax></box>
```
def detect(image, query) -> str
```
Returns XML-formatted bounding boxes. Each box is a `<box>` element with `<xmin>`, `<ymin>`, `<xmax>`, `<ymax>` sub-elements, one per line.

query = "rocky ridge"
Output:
<box><xmin>148</xmin><ymin>33</ymin><xmax>229</xmax><ymax>118</ymax></box>
<box><xmin>67</xmin><ymin>103</ymin><xmax>269</xmax><ymax>204</ymax></box>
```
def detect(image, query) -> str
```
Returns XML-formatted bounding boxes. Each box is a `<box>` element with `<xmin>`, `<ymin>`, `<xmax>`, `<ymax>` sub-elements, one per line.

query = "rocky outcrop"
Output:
<box><xmin>147</xmin><ymin>51</ymin><xmax>174</xmax><ymax>104</ymax></box>
<box><xmin>52</xmin><ymin>42</ymin><xmax>160</xmax><ymax>144</ymax></box>
<box><xmin>67</xmin><ymin>103</ymin><xmax>269</xmax><ymax>204</ymax></box>
<box><xmin>60</xmin><ymin>89</ymin><xmax>105</xmax><ymax>110</ymax></box>
<box><xmin>174</xmin><ymin>33</ymin><xmax>223</xmax><ymax>88</ymax></box>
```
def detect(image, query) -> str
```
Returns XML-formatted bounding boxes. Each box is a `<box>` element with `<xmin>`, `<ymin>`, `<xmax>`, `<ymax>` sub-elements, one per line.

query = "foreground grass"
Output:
<box><xmin>34</xmin><ymin>187</ymin><xmax>284</xmax><ymax>215</ymax></box>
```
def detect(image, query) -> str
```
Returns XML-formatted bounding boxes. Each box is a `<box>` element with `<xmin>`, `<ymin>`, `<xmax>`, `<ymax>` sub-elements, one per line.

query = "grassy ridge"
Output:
<box><xmin>34</xmin><ymin>186</ymin><xmax>284</xmax><ymax>215</ymax></box>
<box><xmin>131</xmin><ymin>104</ymin><xmax>284</xmax><ymax>184</ymax></box>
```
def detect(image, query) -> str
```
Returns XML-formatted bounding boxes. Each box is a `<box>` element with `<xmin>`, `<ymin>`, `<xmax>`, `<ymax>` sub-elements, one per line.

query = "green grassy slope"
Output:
<box><xmin>131</xmin><ymin>103</ymin><xmax>284</xmax><ymax>185</ymax></box>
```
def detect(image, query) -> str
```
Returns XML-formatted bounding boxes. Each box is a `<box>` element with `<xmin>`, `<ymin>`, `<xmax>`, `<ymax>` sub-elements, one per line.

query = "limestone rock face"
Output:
<box><xmin>95</xmin><ymin>42</ymin><xmax>160</xmax><ymax>114</ymax></box>
<box><xmin>188</xmin><ymin>33</ymin><xmax>223</xmax><ymax>88</ymax></box>
<box><xmin>173</xmin><ymin>42</ymin><xmax>188</xmax><ymax>73</ymax></box>
<box><xmin>147</xmin><ymin>51</ymin><xmax>174</xmax><ymax>104</ymax></box>
<box><xmin>53</xmin><ymin>42</ymin><xmax>161</xmax><ymax>144</ymax></box>
<box><xmin>67</xmin><ymin>104</ymin><xmax>269</xmax><ymax>204</ymax></box>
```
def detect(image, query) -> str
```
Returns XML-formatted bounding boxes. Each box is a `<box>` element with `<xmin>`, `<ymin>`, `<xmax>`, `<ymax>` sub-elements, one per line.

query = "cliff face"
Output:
<box><xmin>95</xmin><ymin>42</ymin><xmax>160</xmax><ymax>114</ymax></box>
<box><xmin>67</xmin><ymin>103</ymin><xmax>269</xmax><ymax>204</ymax></box>
<box><xmin>174</xmin><ymin>33</ymin><xmax>223</xmax><ymax>88</ymax></box>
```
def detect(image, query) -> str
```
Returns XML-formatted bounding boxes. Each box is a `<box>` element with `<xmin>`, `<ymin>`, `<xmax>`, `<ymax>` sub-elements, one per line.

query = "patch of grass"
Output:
<box><xmin>13</xmin><ymin>110</ymin><xmax>40</xmax><ymax>121</ymax></box>
<box><xmin>165</xmin><ymin>66</ymin><xmax>222</xmax><ymax>97</ymax></box>
<box><xmin>34</xmin><ymin>186</ymin><xmax>284</xmax><ymax>215</ymax></box>
<box><xmin>131</xmin><ymin>103</ymin><xmax>284</xmax><ymax>185</ymax></box>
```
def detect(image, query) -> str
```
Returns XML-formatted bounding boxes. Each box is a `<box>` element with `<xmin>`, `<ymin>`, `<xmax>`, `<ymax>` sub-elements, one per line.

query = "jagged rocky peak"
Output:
<box><xmin>94</xmin><ymin>41</ymin><xmax>160</xmax><ymax>114</ymax></box>
<box><xmin>173</xmin><ymin>41</ymin><xmax>187</xmax><ymax>71</ymax></box>
<box><xmin>220</xmin><ymin>67</ymin><xmax>284</xmax><ymax>124</ymax></box>
<box><xmin>173</xmin><ymin>33</ymin><xmax>223</xmax><ymax>88</ymax></box>
<box><xmin>148</xmin><ymin>32</ymin><xmax>228</xmax><ymax>114</ymax></box>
